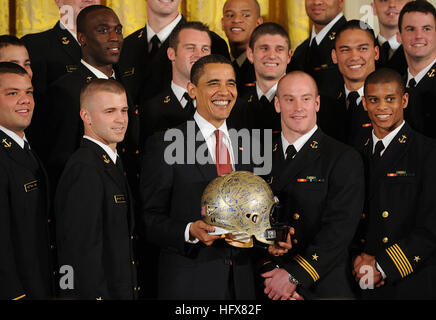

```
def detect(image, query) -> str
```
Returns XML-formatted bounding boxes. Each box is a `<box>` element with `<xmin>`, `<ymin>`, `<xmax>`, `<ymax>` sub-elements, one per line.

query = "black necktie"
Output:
<box><xmin>373</xmin><ymin>140</ymin><xmax>385</xmax><ymax>164</ymax></box>
<box><xmin>408</xmin><ymin>78</ymin><xmax>416</xmax><ymax>89</ymax></box>
<box><xmin>24</xmin><ymin>141</ymin><xmax>40</xmax><ymax>170</ymax></box>
<box><xmin>308</xmin><ymin>39</ymin><xmax>320</xmax><ymax>70</ymax></box>
<box><xmin>260</xmin><ymin>95</ymin><xmax>270</xmax><ymax>108</ymax></box>
<box><xmin>183</xmin><ymin>92</ymin><xmax>195</xmax><ymax>116</ymax></box>
<box><xmin>380</xmin><ymin>41</ymin><xmax>391</xmax><ymax>65</ymax></box>
<box><xmin>347</xmin><ymin>91</ymin><xmax>360</xmax><ymax>111</ymax></box>
<box><xmin>149</xmin><ymin>35</ymin><xmax>161</xmax><ymax>59</ymax></box>
<box><xmin>115</xmin><ymin>155</ymin><xmax>124</xmax><ymax>175</ymax></box>
<box><xmin>285</xmin><ymin>145</ymin><xmax>297</xmax><ymax>161</ymax></box>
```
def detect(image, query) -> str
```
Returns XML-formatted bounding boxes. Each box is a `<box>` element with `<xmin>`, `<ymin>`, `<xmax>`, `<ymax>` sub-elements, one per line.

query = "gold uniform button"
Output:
<box><xmin>361</xmin><ymin>213</ymin><xmax>366</xmax><ymax>219</ymax></box>
<box><xmin>382</xmin><ymin>211</ymin><xmax>389</xmax><ymax>219</ymax></box>
<box><xmin>293</xmin><ymin>213</ymin><xmax>300</xmax><ymax>220</ymax></box>
<box><xmin>382</xmin><ymin>237</ymin><xmax>389</xmax><ymax>244</ymax></box>
<box><xmin>135</xmin><ymin>150</ymin><xmax>140</xmax><ymax>155</ymax></box>
<box><xmin>47</xmin><ymin>218</ymin><xmax>52</xmax><ymax>223</ymax></box>
<box><xmin>292</xmin><ymin>239</ymin><xmax>298</xmax><ymax>245</ymax></box>
<box><xmin>131</xmin><ymin>260</ymin><xmax>135</xmax><ymax>265</ymax></box>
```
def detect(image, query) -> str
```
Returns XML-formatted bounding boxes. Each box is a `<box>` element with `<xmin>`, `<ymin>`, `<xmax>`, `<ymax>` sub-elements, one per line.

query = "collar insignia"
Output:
<box><xmin>398</xmin><ymin>135</ymin><xmax>407</xmax><ymax>144</ymax></box>
<box><xmin>102</xmin><ymin>154</ymin><xmax>111</xmax><ymax>164</ymax></box>
<box><xmin>2</xmin><ymin>138</ymin><xmax>12</xmax><ymax>148</ymax></box>
<box><xmin>61</xmin><ymin>36</ymin><xmax>70</xmax><ymax>45</ymax></box>
<box><xmin>310</xmin><ymin>141</ymin><xmax>319</xmax><ymax>149</ymax></box>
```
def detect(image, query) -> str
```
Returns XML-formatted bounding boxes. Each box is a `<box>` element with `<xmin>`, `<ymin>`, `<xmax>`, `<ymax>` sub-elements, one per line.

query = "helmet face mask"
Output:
<box><xmin>201</xmin><ymin>171</ymin><xmax>287</xmax><ymax>248</ymax></box>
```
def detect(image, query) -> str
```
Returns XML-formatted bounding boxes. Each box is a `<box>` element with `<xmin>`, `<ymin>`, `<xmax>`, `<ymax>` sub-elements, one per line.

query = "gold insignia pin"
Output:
<box><xmin>138</xmin><ymin>30</ymin><xmax>144</xmax><ymax>39</ymax></box>
<box><xmin>337</xmin><ymin>91</ymin><xmax>343</xmax><ymax>99</ymax></box>
<box><xmin>414</xmin><ymin>256</ymin><xmax>421</xmax><ymax>263</ymax></box>
<box><xmin>428</xmin><ymin>69</ymin><xmax>435</xmax><ymax>78</ymax></box>
<box><xmin>364</xmin><ymin>138</ymin><xmax>370</xmax><ymax>147</ymax></box>
<box><xmin>102</xmin><ymin>154</ymin><xmax>111</xmax><ymax>164</ymax></box>
<box><xmin>248</xmin><ymin>95</ymin><xmax>253</xmax><ymax>103</ymax></box>
<box><xmin>163</xmin><ymin>96</ymin><xmax>171</xmax><ymax>103</ymax></box>
<box><xmin>61</xmin><ymin>37</ymin><xmax>70</xmax><ymax>45</ymax></box>
<box><xmin>399</xmin><ymin>135</ymin><xmax>407</xmax><ymax>144</ymax></box>
<box><xmin>328</xmin><ymin>32</ymin><xmax>336</xmax><ymax>40</ymax></box>
<box><xmin>310</xmin><ymin>141</ymin><xmax>319</xmax><ymax>149</ymax></box>
<box><xmin>273</xmin><ymin>144</ymin><xmax>278</xmax><ymax>152</ymax></box>
<box><xmin>268</xmin><ymin>176</ymin><xmax>273</xmax><ymax>185</ymax></box>
<box><xmin>86</xmin><ymin>76</ymin><xmax>93</xmax><ymax>83</ymax></box>
<box><xmin>312</xmin><ymin>253</ymin><xmax>319</xmax><ymax>261</ymax></box>
<box><xmin>2</xmin><ymin>138</ymin><xmax>12</xmax><ymax>148</ymax></box>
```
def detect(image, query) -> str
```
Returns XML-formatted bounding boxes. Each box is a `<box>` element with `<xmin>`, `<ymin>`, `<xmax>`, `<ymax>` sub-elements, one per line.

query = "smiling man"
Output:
<box><xmin>331</xmin><ymin>20</ymin><xmax>379</xmax><ymax>150</ymax></box>
<box><xmin>397</xmin><ymin>0</ymin><xmax>436</xmax><ymax>139</ymax></box>
<box><xmin>372</xmin><ymin>0</ymin><xmax>410</xmax><ymax>74</ymax></box>
<box><xmin>141</xmin><ymin>22</ymin><xmax>212</xmax><ymax>144</ymax></box>
<box><xmin>353</xmin><ymin>67</ymin><xmax>436</xmax><ymax>300</ymax></box>
<box><xmin>55</xmin><ymin>79</ymin><xmax>137</xmax><ymax>300</ymax></box>
<box><xmin>140</xmin><ymin>54</ymin><xmax>256</xmax><ymax>300</ymax></box>
<box><xmin>22</xmin><ymin>0</ymin><xmax>101</xmax><ymax>97</ymax></box>
<box><xmin>222</xmin><ymin>0</ymin><xmax>263</xmax><ymax>94</ymax></box>
<box><xmin>288</xmin><ymin>0</ymin><xmax>346</xmax><ymax>100</ymax></box>
<box><xmin>0</xmin><ymin>62</ymin><xmax>55</xmax><ymax>300</ymax></box>
<box><xmin>238</xmin><ymin>22</ymin><xmax>292</xmax><ymax>132</ymax></box>
<box><xmin>261</xmin><ymin>71</ymin><xmax>364</xmax><ymax>300</ymax></box>
<box><xmin>45</xmin><ymin>5</ymin><xmax>138</xmax><ymax>191</ymax></box>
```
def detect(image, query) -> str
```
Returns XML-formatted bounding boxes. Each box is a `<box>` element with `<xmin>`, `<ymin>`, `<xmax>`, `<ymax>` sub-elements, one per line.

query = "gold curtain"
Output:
<box><xmin>0</xmin><ymin>0</ymin><xmax>9</xmax><ymax>34</ymax></box>
<box><xmin>9</xmin><ymin>0</ymin><xmax>309</xmax><ymax>50</ymax></box>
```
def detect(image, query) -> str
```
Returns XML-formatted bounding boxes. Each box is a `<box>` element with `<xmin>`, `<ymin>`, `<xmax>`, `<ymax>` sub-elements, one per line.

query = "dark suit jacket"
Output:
<box><xmin>287</xmin><ymin>16</ymin><xmax>346</xmax><ymax>100</ymax></box>
<box><xmin>140</xmin><ymin>120</ymin><xmax>256</xmax><ymax>300</ymax></box>
<box><xmin>120</xmin><ymin>16</ymin><xmax>230</xmax><ymax>104</ymax></box>
<box><xmin>264</xmin><ymin>129</ymin><xmax>365</xmax><ymax>299</ymax></box>
<box><xmin>375</xmin><ymin>38</ymin><xmax>407</xmax><ymax>76</ymax></box>
<box><xmin>237</xmin><ymin>86</ymin><xmax>281</xmax><ymax>133</ymax></box>
<box><xmin>359</xmin><ymin>123</ymin><xmax>436</xmax><ymax>299</ymax></box>
<box><xmin>405</xmin><ymin>61</ymin><xmax>436</xmax><ymax>139</ymax></box>
<box><xmin>46</xmin><ymin>64</ymin><xmax>140</xmax><ymax>192</ymax></box>
<box><xmin>0</xmin><ymin>130</ymin><xmax>54</xmax><ymax>300</ymax></box>
<box><xmin>22</xmin><ymin>21</ymin><xmax>81</xmax><ymax>95</ymax></box>
<box><xmin>55</xmin><ymin>138</ymin><xmax>137</xmax><ymax>300</ymax></box>
<box><xmin>141</xmin><ymin>86</ymin><xmax>193</xmax><ymax>146</ymax></box>
<box><xmin>321</xmin><ymin>90</ymin><xmax>372</xmax><ymax>151</ymax></box>
<box><xmin>232</xmin><ymin>58</ymin><xmax>256</xmax><ymax>97</ymax></box>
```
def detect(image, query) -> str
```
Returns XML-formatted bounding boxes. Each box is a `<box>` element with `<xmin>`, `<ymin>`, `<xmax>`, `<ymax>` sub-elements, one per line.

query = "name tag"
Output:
<box><xmin>114</xmin><ymin>194</ymin><xmax>126</xmax><ymax>204</ymax></box>
<box><xmin>122</xmin><ymin>67</ymin><xmax>135</xmax><ymax>77</ymax></box>
<box><xmin>66</xmin><ymin>65</ymin><xmax>78</xmax><ymax>73</ymax></box>
<box><xmin>24</xmin><ymin>181</ymin><xmax>38</xmax><ymax>192</ymax></box>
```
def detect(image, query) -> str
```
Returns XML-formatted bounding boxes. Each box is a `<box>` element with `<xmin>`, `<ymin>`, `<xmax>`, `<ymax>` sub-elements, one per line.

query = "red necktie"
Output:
<box><xmin>214</xmin><ymin>130</ymin><xmax>233</xmax><ymax>176</ymax></box>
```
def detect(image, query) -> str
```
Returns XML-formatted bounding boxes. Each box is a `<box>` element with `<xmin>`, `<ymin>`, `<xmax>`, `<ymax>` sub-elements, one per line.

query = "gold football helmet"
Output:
<box><xmin>201</xmin><ymin>171</ymin><xmax>284</xmax><ymax>248</ymax></box>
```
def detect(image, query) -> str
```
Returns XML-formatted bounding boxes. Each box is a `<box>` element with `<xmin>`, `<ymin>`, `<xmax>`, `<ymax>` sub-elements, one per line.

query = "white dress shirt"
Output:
<box><xmin>406</xmin><ymin>56</ymin><xmax>436</xmax><ymax>87</ymax></box>
<box><xmin>256</xmin><ymin>83</ymin><xmax>277</xmax><ymax>102</ymax></box>
<box><xmin>81</xmin><ymin>59</ymin><xmax>115</xmax><ymax>79</ymax></box>
<box><xmin>83</xmin><ymin>136</ymin><xmax>119</xmax><ymax>164</ymax></box>
<box><xmin>310</xmin><ymin>13</ymin><xmax>344</xmax><ymax>46</ymax></box>
<box><xmin>0</xmin><ymin>125</ymin><xmax>27</xmax><ymax>149</ymax></box>
<box><xmin>146</xmin><ymin>13</ymin><xmax>182</xmax><ymax>44</ymax></box>
<box><xmin>185</xmin><ymin>112</ymin><xmax>235</xmax><ymax>243</ymax></box>
<box><xmin>281</xmin><ymin>125</ymin><xmax>318</xmax><ymax>159</ymax></box>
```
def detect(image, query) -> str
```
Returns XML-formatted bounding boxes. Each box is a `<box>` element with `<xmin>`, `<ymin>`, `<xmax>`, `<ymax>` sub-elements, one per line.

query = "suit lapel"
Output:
<box><xmin>0</xmin><ymin>131</ymin><xmax>35</xmax><ymax>170</ymax></box>
<box><xmin>368</xmin><ymin>124</ymin><xmax>412</xmax><ymax>199</ymax></box>
<box><xmin>273</xmin><ymin>129</ymin><xmax>322</xmax><ymax>191</ymax></box>
<box><xmin>53</xmin><ymin>21</ymin><xmax>81</xmax><ymax>63</ymax></box>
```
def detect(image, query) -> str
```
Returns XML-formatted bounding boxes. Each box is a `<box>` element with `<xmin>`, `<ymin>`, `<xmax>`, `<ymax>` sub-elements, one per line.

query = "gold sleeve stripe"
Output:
<box><xmin>392</xmin><ymin>244</ymin><xmax>413</xmax><ymax>275</ymax></box>
<box><xmin>12</xmin><ymin>294</ymin><xmax>26</xmax><ymax>300</ymax></box>
<box><xmin>294</xmin><ymin>255</ymin><xmax>320</xmax><ymax>282</ymax></box>
<box><xmin>385</xmin><ymin>244</ymin><xmax>413</xmax><ymax>278</ymax></box>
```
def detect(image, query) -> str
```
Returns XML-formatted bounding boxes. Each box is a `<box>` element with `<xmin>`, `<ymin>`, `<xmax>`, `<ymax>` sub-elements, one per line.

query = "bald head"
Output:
<box><xmin>277</xmin><ymin>71</ymin><xmax>319</xmax><ymax>98</ymax></box>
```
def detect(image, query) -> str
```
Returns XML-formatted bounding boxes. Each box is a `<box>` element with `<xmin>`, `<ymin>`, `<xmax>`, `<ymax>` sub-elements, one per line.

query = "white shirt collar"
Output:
<box><xmin>407</xmin><ymin>56</ymin><xmax>436</xmax><ymax>86</ymax></box>
<box><xmin>59</xmin><ymin>20</ymin><xmax>79</xmax><ymax>44</ymax></box>
<box><xmin>81</xmin><ymin>60</ymin><xmax>115</xmax><ymax>79</ymax></box>
<box><xmin>0</xmin><ymin>125</ymin><xmax>27</xmax><ymax>149</ymax></box>
<box><xmin>345</xmin><ymin>85</ymin><xmax>364</xmax><ymax>106</ymax></box>
<box><xmin>171</xmin><ymin>81</ymin><xmax>197</xmax><ymax>109</ymax></box>
<box><xmin>146</xmin><ymin>13</ymin><xmax>182</xmax><ymax>43</ymax></box>
<box><xmin>378</xmin><ymin>34</ymin><xmax>401</xmax><ymax>51</ymax></box>
<box><xmin>256</xmin><ymin>83</ymin><xmax>277</xmax><ymax>102</ymax></box>
<box><xmin>194</xmin><ymin>112</ymin><xmax>234</xmax><ymax>166</ymax></box>
<box><xmin>281</xmin><ymin>125</ymin><xmax>318</xmax><ymax>158</ymax></box>
<box><xmin>310</xmin><ymin>13</ymin><xmax>344</xmax><ymax>46</ymax></box>
<box><xmin>371</xmin><ymin>121</ymin><xmax>405</xmax><ymax>156</ymax></box>
<box><xmin>83</xmin><ymin>136</ymin><xmax>118</xmax><ymax>164</ymax></box>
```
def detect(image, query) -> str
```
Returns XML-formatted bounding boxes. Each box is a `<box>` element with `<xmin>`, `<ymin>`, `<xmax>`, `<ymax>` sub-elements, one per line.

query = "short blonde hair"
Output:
<box><xmin>80</xmin><ymin>79</ymin><xmax>126</xmax><ymax>110</ymax></box>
